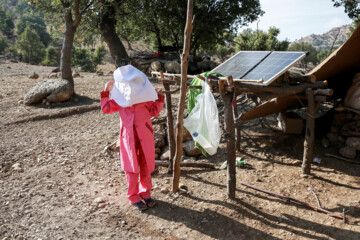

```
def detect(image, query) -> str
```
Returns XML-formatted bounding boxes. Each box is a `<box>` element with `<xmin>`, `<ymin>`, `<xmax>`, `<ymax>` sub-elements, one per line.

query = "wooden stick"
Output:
<box><xmin>152</xmin><ymin>71</ymin><xmax>199</xmax><ymax>79</ymax></box>
<box><xmin>324</xmin><ymin>153</ymin><xmax>360</xmax><ymax>164</ymax></box>
<box><xmin>172</xmin><ymin>0</ymin><xmax>193</xmax><ymax>193</ymax></box>
<box><xmin>313</xmin><ymin>88</ymin><xmax>333</xmax><ymax>96</ymax></box>
<box><xmin>163</xmin><ymin>87</ymin><xmax>180</xmax><ymax>94</ymax></box>
<box><xmin>302</xmin><ymin>88</ymin><xmax>315</xmax><ymax>174</ymax></box>
<box><xmin>161</xmin><ymin>71</ymin><xmax>176</xmax><ymax>173</ymax></box>
<box><xmin>155</xmin><ymin>160</ymin><xmax>216</xmax><ymax>169</ymax></box>
<box><xmin>240</xmin><ymin>181</ymin><xmax>344</xmax><ymax>220</ymax></box>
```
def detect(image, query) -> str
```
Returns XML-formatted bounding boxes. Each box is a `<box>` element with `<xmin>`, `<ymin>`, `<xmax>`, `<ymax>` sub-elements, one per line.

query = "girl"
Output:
<box><xmin>101</xmin><ymin>65</ymin><xmax>164</xmax><ymax>211</ymax></box>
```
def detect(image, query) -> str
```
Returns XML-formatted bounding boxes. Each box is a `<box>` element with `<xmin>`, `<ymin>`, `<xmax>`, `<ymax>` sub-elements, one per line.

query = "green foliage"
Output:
<box><xmin>0</xmin><ymin>8</ymin><xmax>15</xmax><ymax>38</ymax></box>
<box><xmin>8</xmin><ymin>45</ymin><xmax>19</xmax><ymax>58</ymax></box>
<box><xmin>235</xmin><ymin>27</ymin><xmax>290</xmax><ymax>51</ymax></box>
<box><xmin>116</xmin><ymin>0</ymin><xmax>263</xmax><ymax>56</ymax></box>
<box><xmin>16</xmin><ymin>25</ymin><xmax>45</xmax><ymax>64</ymax></box>
<box><xmin>16</xmin><ymin>14</ymin><xmax>51</xmax><ymax>47</ymax></box>
<box><xmin>317</xmin><ymin>49</ymin><xmax>336</xmax><ymax>63</ymax></box>
<box><xmin>0</xmin><ymin>35</ymin><xmax>8</xmax><ymax>53</ymax></box>
<box><xmin>93</xmin><ymin>44</ymin><xmax>107</xmax><ymax>66</ymax></box>
<box><xmin>42</xmin><ymin>46</ymin><xmax>58</xmax><ymax>66</ymax></box>
<box><xmin>348</xmin><ymin>16</ymin><xmax>360</xmax><ymax>37</ymax></box>
<box><xmin>72</xmin><ymin>45</ymin><xmax>107</xmax><ymax>72</ymax></box>
<box><xmin>332</xmin><ymin>0</ymin><xmax>360</xmax><ymax>19</ymax></box>
<box><xmin>288</xmin><ymin>42</ymin><xmax>318</xmax><ymax>67</ymax></box>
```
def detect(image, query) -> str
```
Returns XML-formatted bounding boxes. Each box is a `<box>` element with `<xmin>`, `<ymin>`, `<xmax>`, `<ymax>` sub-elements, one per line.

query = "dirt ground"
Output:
<box><xmin>1</xmin><ymin>60</ymin><xmax>359</xmax><ymax>240</ymax></box>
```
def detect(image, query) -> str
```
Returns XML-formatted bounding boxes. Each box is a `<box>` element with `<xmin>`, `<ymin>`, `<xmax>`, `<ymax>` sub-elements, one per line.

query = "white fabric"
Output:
<box><xmin>110</xmin><ymin>65</ymin><xmax>158</xmax><ymax>107</ymax></box>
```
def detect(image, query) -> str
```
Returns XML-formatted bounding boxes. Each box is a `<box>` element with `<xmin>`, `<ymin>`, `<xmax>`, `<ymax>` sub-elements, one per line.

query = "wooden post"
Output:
<box><xmin>172</xmin><ymin>0</ymin><xmax>193</xmax><ymax>193</ymax></box>
<box><xmin>219</xmin><ymin>79</ymin><xmax>236</xmax><ymax>199</ymax></box>
<box><xmin>160</xmin><ymin>72</ymin><xmax>175</xmax><ymax>173</ymax></box>
<box><xmin>302</xmin><ymin>88</ymin><xmax>315</xmax><ymax>174</ymax></box>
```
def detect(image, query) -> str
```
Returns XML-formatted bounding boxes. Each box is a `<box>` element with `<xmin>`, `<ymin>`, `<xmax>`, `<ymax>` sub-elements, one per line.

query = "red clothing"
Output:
<box><xmin>100</xmin><ymin>91</ymin><xmax>164</xmax><ymax>173</ymax></box>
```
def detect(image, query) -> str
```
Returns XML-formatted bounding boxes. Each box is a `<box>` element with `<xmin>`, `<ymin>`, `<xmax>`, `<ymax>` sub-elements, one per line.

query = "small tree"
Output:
<box><xmin>0</xmin><ymin>8</ymin><xmax>14</xmax><ymax>38</ymax></box>
<box><xmin>16</xmin><ymin>14</ymin><xmax>51</xmax><ymax>47</ymax></box>
<box><xmin>288</xmin><ymin>42</ymin><xmax>318</xmax><ymax>68</ymax></box>
<box><xmin>16</xmin><ymin>25</ymin><xmax>45</xmax><ymax>64</ymax></box>
<box><xmin>42</xmin><ymin>46</ymin><xmax>58</xmax><ymax>66</ymax></box>
<box><xmin>0</xmin><ymin>35</ymin><xmax>8</xmax><ymax>53</ymax></box>
<box><xmin>93</xmin><ymin>44</ymin><xmax>107</xmax><ymax>66</ymax></box>
<box><xmin>72</xmin><ymin>47</ymin><xmax>94</xmax><ymax>72</ymax></box>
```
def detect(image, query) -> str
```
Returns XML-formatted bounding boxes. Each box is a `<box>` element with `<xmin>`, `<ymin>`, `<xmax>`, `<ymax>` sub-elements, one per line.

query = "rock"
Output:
<box><xmin>197</xmin><ymin>60</ymin><xmax>217</xmax><ymax>72</ymax></box>
<box><xmin>160</xmin><ymin>148</ymin><xmax>170</xmax><ymax>161</ymax></box>
<box><xmin>0</xmin><ymin>95</ymin><xmax>3</xmax><ymax>99</ymax></box>
<box><xmin>149</xmin><ymin>61</ymin><xmax>162</xmax><ymax>73</ymax></box>
<box><xmin>18</xmin><ymin>100</ymin><xmax>24</xmax><ymax>104</ymax></box>
<box><xmin>339</xmin><ymin>146</ymin><xmax>357</xmax><ymax>159</ymax></box>
<box><xmin>93</xmin><ymin>197</ymin><xmax>105</xmax><ymax>204</ymax></box>
<box><xmin>24</xmin><ymin>78</ymin><xmax>74</xmax><ymax>105</ymax></box>
<box><xmin>12</xmin><ymin>163</ymin><xmax>24</xmax><ymax>172</ymax></box>
<box><xmin>29</xmin><ymin>72</ymin><xmax>39</xmax><ymax>79</ymax></box>
<box><xmin>96</xmin><ymin>70</ymin><xmax>104</xmax><ymax>76</ymax></box>
<box><xmin>346</xmin><ymin>137</ymin><xmax>360</xmax><ymax>150</ymax></box>
<box><xmin>183</xmin><ymin>140</ymin><xmax>202</xmax><ymax>157</ymax></box>
<box><xmin>154</xmin><ymin>124</ymin><xmax>166</xmax><ymax>148</ymax></box>
<box><xmin>164</xmin><ymin>61</ymin><xmax>181</xmax><ymax>74</ymax></box>
<box><xmin>51</xmin><ymin>67</ymin><xmax>60</xmax><ymax>73</ymax></box>
<box><xmin>183</xmin><ymin>128</ymin><xmax>192</xmax><ymax>142</ymax></box>
<box><xmin>49</xmin><ymin>73</ymin><xmax>58</xmax><ymax>78</ymax></box>
<box><xmin>321</xmin><ymin>137</ymin><xmax>330</xmax><ymax>148</ymax></box>
<box><xmin>72</xmin><ymin>70</ymin><xmax>80</xmax><ymax>78</ymax></box>
<box><xmin>327</xmin><ymin>133</ymin><xmax>337</xmax><ymax>144</ymax></box>
<box><xmin>155</xmin><ymin>148</ymin><xmax>161</xmax><ymax>154</ymax></box>
<box><xmin>160</xmin><ymin>187</ymin><xmax>169</xmax><ymax>194</ymax></box>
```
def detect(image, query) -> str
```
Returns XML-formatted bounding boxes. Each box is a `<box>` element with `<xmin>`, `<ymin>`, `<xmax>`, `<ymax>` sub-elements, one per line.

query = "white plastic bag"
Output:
<box><xmin>184</xmin><ymin>80</ymin><xmax>221</xmax><ymax>155</ymax></box>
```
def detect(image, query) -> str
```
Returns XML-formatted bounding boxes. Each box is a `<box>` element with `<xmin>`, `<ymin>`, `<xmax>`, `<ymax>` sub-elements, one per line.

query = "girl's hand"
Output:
<box><xmin>104</xmin><ymin>80</ymin><xmax>114</xmax><ymax>92</ymax></box>
<box><xmin>155</xmin><ymin>88</ymin><xmax>164</xmax><ymax>96</ymax></box>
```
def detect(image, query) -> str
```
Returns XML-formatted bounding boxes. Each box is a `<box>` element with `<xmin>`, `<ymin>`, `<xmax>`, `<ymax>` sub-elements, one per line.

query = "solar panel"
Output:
<box><xmin>212</xmin><ymin>51</ymin><xmax>306</xmax><ymax>85</ymax></box>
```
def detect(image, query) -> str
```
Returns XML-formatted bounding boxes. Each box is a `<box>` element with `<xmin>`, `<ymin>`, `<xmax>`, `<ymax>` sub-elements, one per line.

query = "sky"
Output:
<box><xmin>243</xmin><ymin>0</ymin><xmax>353</xmax><ymax>42</ymax></box>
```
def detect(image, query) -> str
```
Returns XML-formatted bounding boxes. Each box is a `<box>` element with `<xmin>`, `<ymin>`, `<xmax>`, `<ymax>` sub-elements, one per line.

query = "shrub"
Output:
<box><xmin>16</xmin><ymin>25</ymin><xmax>45</xmax><ymax>64</ymax></box>
<box><xmin>93</xmin><ymin>44</ymin><xmax>107</xmax><ymax>66</ymax></box>
<box><xmin>42</xmin><ymin>46</ymin><xmax>58</xmax><ymax>66</ymax></box>
<box><xmin>0</xmin><ymin>36</ymin><xmax>8</xmax><ymax>54</ymax></box>
<box><xmin>72</xmin><ymin>47</ymin><xmax>95</xmax><ymax>72</ymax></box>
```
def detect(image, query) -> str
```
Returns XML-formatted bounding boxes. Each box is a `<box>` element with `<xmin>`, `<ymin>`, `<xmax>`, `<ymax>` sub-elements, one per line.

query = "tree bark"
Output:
<box><xmin>60</xmin><ymin>10</ymin><xmax>76</xmax><ymax>86</ymax></box>
<box><xmin>172</xmin><ymin>0</ymin><xmax>193</xmax><ymax>193</ymax></box>
<box><xmin>99</xmin><ymin>5</ymin><xmax>129</xmax><ymax>68</ymax></box>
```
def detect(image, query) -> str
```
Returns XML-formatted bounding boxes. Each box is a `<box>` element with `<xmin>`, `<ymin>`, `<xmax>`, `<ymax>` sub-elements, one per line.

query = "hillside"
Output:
<box><xmin>294</xmin><ymin>25</ymin><xmax>351</xmax><ymax>51</ymax></box>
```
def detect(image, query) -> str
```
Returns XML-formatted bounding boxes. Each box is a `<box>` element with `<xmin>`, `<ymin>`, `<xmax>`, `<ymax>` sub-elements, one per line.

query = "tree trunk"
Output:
<box><xmin>60</xmin><ymin>11</ymin><xmax>76</xmax><ymax>86</ymax></box>
<box><xmin>99</xmin><ymin>5</ymin><xmax>129</xmax><ymax>68</ymax></box>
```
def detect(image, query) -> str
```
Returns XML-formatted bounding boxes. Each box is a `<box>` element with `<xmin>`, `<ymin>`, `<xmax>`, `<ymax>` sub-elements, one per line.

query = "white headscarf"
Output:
<box><xmin>110</xmin><ymin>65</ymin><xmax>158</xmax><ymax>107</ymax></box>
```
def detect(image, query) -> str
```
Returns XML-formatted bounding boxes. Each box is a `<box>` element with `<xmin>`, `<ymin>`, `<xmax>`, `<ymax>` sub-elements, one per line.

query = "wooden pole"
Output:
<box><xmin>160</xmin><ymin>71</ymin><xmax>176</xmax><ymax>173</ymax></box>
<box><xmin>302</xmin><ymin>88</ymin><xmax>315</xmax><ymax>174</ymax></box>
<box><xmin>156</xmin><ymin>160</ymin><xmax>216</xmax><ymax>169</ymax></box>
<box><xmin>219</xmin><ymin>78</ymin><xmax>236</xmax><ymax>199</ymax></box>
<box><xmin>172</xmin><ymin>0</ymin><xmax>193</xmax><ymax>193</ymax></box>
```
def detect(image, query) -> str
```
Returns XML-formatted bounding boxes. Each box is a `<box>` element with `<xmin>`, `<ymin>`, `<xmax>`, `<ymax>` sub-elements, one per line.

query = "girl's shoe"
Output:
<box><xmin>133</xmin><ymin>201</ymin><xmax>148</xmax><ymax>211</ymax></box>
<box><xmin>144</xmin><ymin>198</ymin><xmax>156</xmax><ymax>208</ymax></box>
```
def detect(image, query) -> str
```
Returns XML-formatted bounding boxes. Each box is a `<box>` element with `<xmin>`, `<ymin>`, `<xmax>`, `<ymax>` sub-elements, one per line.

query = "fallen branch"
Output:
<box><xmin>240</xmin><ymin>181</ymin><xmax>344</xmax><ymax>220</ymax></box>
<box><xmin>324</xmin><ymin>153</ymin><xmax>360</xmax><ymax>164</ymax></box>
<box><xmin>155</xmin><ymin>160</ymin><xmax>216</xmax><ymax>169</ymax></box>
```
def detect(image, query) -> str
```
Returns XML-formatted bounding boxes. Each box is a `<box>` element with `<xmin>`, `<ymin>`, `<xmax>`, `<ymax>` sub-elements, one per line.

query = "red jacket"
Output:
<box><xmin>101</xmin><ymin>91</ymin><xmax>164</xmax><ymax>173</ymax></box>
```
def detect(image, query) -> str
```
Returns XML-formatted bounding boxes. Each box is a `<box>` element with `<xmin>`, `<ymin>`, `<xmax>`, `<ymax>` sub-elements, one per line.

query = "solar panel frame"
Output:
<box><xmin>212</xmin><ymin>51</ymin><xmax>306</xmax><ymax>86</ymax></box>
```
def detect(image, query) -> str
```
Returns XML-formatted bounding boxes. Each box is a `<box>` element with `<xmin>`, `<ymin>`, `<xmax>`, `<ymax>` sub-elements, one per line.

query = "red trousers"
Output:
<box><xmin>125</xmin><ymin>127</ymin><xmax>152</xmax><ymax>204</ymax></box>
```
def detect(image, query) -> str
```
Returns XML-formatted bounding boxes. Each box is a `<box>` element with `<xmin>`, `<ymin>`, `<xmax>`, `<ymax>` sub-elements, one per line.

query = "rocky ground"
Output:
<box><xmin>0</xmin><ymin>60</ymin><xmax>359</xmax><ymax>239</ymax></box>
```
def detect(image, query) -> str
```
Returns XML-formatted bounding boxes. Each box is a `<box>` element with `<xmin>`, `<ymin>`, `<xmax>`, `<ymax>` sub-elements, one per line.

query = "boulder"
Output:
<box><xmin>49</xmin><ymin>73</ymin><xmax>57</xmax><ymax>78</ymax></box>
<box><xmin>149</xmin><ymin>61</ymin><xmax>162</xmax><ymax>73</ymax></box>
<box><xmin>197</xmin><ymin>60</ymin><xmax>217</xmax><ymax>72</ymax></box>
<box><xmin>339</xmin><ymin>146</ymin><xmax>357</xmax><ymax>159</ymax></box>
<box><xmin>346</xmin><ymin>137</ymin><xmax>360</xmax><ymax>150</ymax></box>
<box><xmin>24</xmin><ymin>78</ymin><xmax>74</xmax><ymax>105</ymax></box>
<box><xmin>164</xmin><ymin>61</ymin><xmax>181</xmax><ymax>74</ymax></box>
<box><xmin>183</xmin><ymin>140</ymin><xmax>202</xmax><ymax>157</ymax></box>
<box><xmin>154</xmin><ymin>124</ymin><xmax>166</xmax><ymax>148</ymax></box>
